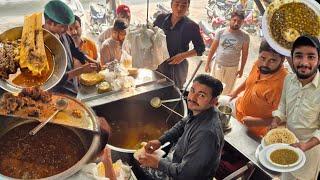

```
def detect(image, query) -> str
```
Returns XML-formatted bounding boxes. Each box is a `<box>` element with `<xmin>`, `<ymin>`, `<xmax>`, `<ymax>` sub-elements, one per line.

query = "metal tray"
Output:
<box><xmin>77</xmin><ymin>69</ymin><xmax>174</xmax><ymax>107</ymax></box>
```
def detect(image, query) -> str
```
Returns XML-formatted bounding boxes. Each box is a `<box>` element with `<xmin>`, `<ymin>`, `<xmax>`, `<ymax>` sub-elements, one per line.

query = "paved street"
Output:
<box><xmin>0</xmin><ymin>0</ymin><xmax>261</xmax><ymax>90</ymax></box>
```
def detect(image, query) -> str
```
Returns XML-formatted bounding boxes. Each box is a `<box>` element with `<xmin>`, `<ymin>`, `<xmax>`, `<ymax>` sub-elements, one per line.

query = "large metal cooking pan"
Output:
<box><xmin>0</xmin><ymin>27</ymin><xmax>67</xmax><ymax>93</ymax></box>
<box><xmin>0</xmin><ymin>118</ymin><xmax>101</xmax><ymax>180</ymax></box>
<box><xmin>92</xmin><ymin>85</ymin><xmax>187</xmax><ymax>154</ymax></box>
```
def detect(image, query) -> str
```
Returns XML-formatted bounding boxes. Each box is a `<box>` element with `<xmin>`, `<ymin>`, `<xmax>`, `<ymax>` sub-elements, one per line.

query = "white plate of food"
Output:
<box><xmin>266</xmin><ymin>144</ymin><xmax>303</xmax><ymax>168</ymax></box>
<box><xmin>261</xmin><ymin>128</ymin><xmax>298</xmax><ymax>148</ymax></box>
<box><xmin>258</xmin><ymin>144</ymin><xmax>306</xmax><ymax>173</ymax></box>
<box><xmin>255</xmin><ymin>144</ymin><xmax>263</xmax><ymax>159</ymax></box>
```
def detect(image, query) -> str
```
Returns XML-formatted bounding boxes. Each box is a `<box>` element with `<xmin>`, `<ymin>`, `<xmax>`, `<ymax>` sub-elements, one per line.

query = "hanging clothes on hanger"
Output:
<box><xmin>123</xmin><ymin>25</ymin><xmax>169</xmax><ymax>70</ymax></box>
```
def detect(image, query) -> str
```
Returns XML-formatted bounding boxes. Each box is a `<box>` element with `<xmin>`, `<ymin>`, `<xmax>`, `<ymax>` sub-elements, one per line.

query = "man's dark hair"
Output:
<box><xmin>231</xmin><ymin>10</ymin><xmax>245</xmax><ymax>20</ymax></box>
<box><xmin>113</xmin><ymin>18</ymin><xmax>128</xmax><ymax>31</ymax></box>
<box><xmin>74</xmin><ymin>15</ymin><xmax>81</xmax><ymax>27</ymax></box>
<box><xmin>171</xmin><ymin>0</ymin><xmax>191</xmax><ymax>5</ymax></box>
<box><xmin>193</xmin><ymin>74</ymin><xmax>223</xmax><ymax>98</ymax></box>
<box><xmin>259</xmin><ymin>39</ymin><xmax>284</xmax><ymax>58</ymax></box>
<box><xmin>291</xmin><ymin>35</ymin><xmax>320</xmax><ymax>57</ymax></box>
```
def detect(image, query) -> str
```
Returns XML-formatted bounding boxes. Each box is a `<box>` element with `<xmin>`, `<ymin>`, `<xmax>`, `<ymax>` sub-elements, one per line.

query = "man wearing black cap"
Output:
<box><xmin>44</xmin><ymin>0</ymin><xmax>98</xmax><ymax>93</ymax></box>
<box><xmin>271</xmin><ymin>35</ymin><xmax>320</xmax><ymax>180</ymax></box>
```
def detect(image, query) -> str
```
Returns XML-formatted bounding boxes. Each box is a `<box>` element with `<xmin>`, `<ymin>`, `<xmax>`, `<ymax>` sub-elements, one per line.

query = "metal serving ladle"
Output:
<box><xmin>150</xmin><ymin>97</ymin><xmax>183</xmax><ymax>118</ymax></box>
<box><xmin>29</xmin><ymin>99</ymin><xmax>68</xmax><ymax>136</ymax></box>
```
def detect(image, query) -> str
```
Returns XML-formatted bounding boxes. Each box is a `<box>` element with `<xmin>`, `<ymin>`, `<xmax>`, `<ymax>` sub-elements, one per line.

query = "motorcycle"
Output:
<box><xmin>206</xmin><ymin>0</ymin><xmax>239</xmax><ymax>21</ymax></box>
<box><xmin>152</xmin><ymin>3</ymin><xmax>171</xmax><ymax>22</ymax></box>
<box><xmin>89</xmin><ymin>3</ymin><xmax>113</xmax><ymax>36</ymax></box>
<box><xmin>199</xmin><ymin>20</ymin><xmax>216</xmax><ymax>53</ymax></box>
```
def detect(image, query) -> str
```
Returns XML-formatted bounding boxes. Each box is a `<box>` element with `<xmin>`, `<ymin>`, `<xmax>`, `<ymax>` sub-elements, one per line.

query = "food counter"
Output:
<box><xmin>225</xmin><ymin>117</ymin><xmax>281</xmax><ymax>179</ymax></box>
<box><xmin>77</xmin><ymin>69</ymin><xmax>174</xmax><ymax>107</ymax></box>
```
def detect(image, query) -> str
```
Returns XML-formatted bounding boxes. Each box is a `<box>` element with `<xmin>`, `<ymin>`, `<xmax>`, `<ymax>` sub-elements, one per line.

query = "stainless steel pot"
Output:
<box><xmin>0</xmin><ymin>116</ymin><xmax>101</xmax><ymax>180</ymax></box>
<box><xmin>0</xmin><ymin>26</ymin><xmax>67</xmax><ymax>93</ymax></box>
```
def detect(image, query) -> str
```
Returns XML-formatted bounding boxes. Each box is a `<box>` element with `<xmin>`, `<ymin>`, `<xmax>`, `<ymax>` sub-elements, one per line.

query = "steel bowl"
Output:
<box><xmin>262</xmin><ymin>0</ymin><xmax>320</xmax><ymax>57</ymax></box>
<box><xmin>0</xmin><ymin>26</ymin><xmax>67</xmax><ymax>93</ymax></box>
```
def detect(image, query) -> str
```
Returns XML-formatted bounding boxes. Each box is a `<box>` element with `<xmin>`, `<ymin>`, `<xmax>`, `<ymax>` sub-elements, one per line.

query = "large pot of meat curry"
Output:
<box><xmin>0</xmin><ymin>117</ymin><xmax>101</xmax><ymax>180</ymax></box>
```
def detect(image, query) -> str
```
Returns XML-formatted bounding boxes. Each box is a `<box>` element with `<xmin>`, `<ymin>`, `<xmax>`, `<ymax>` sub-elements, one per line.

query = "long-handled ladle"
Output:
<box><xmin>150</xmin><ymin>97</ymin><xmax>183</xmax><ymax>118</ymax></box>
<box><xmin>29</xmin><ymin>98</ymin><xmax>68</xmax><ymax>136</ymax></box>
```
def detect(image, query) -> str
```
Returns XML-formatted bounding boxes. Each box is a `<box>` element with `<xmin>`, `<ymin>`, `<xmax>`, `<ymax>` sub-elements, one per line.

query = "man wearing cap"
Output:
<box><xmin>44</xmin><ymin>0</ymin><xmax>98</xmax><ymax>93</ymax></box>
<box><xmin>271</xmin><ymin>35</ymin><xmax>320</xmax><ymax>180</ymax></box>
<box><xmin>98</xmin><ymin>4</ymin><xmax>131</xmax><ymax>46</ymax></box>
<box><xmin>154</xmin><ymin>0</ymin><xmax>205</xmax><ymax>89</ymax></box>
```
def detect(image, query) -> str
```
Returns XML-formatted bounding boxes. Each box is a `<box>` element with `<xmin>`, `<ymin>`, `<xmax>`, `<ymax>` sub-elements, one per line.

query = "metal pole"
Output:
<box><xmin>147</xmin><ymin>0</ymin><xmax>150</xmax><ymax>26</ymax></box>
<box><xmin>253</xmin><ymin>0</ymin><xmax>265</xmax><ymax>15</ymax></box>
<box><xmin>165</xmin><ymin>60</ymin><xmax>203</xmax><ymax>123</ymax></box>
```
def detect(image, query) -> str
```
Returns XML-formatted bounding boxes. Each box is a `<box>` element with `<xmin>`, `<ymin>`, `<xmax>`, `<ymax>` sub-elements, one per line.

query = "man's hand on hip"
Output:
<box><xmin>236</xmin><ymin>69</ymin><xmax>244</xmax><ymax>78</ymax></box>
<box><xmin>168</xmin><ymin>53</ymin><xmax>185</xmax><ymax>65</ymax></box>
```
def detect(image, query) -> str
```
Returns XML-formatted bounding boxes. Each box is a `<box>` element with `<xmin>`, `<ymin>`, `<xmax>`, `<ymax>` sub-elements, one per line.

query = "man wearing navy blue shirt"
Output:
<box><xmin>154</xmin><ymin>0</ymin><xmax>205</xmax><ymax>89</ymax></box>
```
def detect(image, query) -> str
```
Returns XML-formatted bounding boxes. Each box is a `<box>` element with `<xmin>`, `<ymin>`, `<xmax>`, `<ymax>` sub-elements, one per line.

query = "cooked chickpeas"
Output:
<box><xmin>269</xmin><ymin>2</ymin><xmax>320</xmax><ymax>49</ymax></box>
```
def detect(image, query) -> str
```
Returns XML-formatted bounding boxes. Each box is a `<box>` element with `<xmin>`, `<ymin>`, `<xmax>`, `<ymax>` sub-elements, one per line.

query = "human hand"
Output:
<box><xmin>205</xmin><ymin>62</ymin><xmax>211</xmax><ymax>73</ymax></box>
<box><xmin>101</xmin><ymin>146</ymin><xmax>112</xmax><ymax>163</ymax></box>
<box><xmin>291</xmin><ymin>142</ymin><xmax>308</xmax><ymax>152</ymax></box>
<box><xmin>144</xmin><ymin>140</ymin><xmax>161</xmax><ymax>154</ymax></box>
<box><xmin>268</xmin><ymin>118</ymin><xmax>279</xmax><ymax>130</ymax></box>
<box><xmin>168</xmin><ymin>53</ymin><xmax>185</xmax><ymax>65</ymax></box>
<box><xmin>138</xmin><ymin>152</ymin><xmax>160</xmax><ymax>169</ymax></box>
<box><xmin>98</xmin><ymin>117</ymin><xmax>111</xmax><ymax>134</ymax></box>
<box><xmin>227</xmin><ymin>91</ymin><xmax>237</xmax><ymax>101</ymax></box>
<box><xmin>236</xmin><ymin>69</ymin><xmax>244</xmax><ymax>78</ymax></box>
<box><xmin>81</xmin><ymin>63</ymin><xmax>99</xmax><ymax>74</ymax></box>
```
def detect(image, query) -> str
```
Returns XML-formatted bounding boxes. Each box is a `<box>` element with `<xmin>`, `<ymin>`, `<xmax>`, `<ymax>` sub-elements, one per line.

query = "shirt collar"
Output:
<box><xmin>164</xmin><ymin>13</ymin><xmax>186</xmax><ymax>30</ymax></box>
<box><xmin>292</xmin><ymin>70</ymin><xmax>320</xmax><ymax>88</ymax></box>
<box><xmin>187</xmin><ymin>107</ymin><xmax>215</xmax><ymax>123</ymax></box>
<box><xmin>254</xmin><ymin>61</ymin><xmax>286</xmax><ymax>81</ymax></box>
<box><xmin>311</xmin><ymin>70</ymin><xmax>320</xmax><ymax>88</ymax></box>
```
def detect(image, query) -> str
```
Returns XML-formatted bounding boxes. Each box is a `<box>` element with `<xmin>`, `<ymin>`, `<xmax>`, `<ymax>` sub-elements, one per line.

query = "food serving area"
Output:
<box><xmin>0</xmin><ymin>0</ymin><xmax>319</xmax><ymax>179</ymax></box>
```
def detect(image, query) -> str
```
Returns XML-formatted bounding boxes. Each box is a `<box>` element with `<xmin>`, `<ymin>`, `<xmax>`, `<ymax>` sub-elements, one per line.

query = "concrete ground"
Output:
<box><xmin>0</xmin><ymin>0</ymin><xmax>261</xmax><ymax>90</ymax></box>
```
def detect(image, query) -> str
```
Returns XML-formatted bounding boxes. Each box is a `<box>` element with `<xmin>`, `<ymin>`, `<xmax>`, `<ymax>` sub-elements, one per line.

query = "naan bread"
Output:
<box><xmin>20</xmin><ymin>13</ymin><xmax>49</xmax><ymax>76</ymax></box>
<box><xmin>264</xmin><ymin>128</ymin><xmax>297</xmax><ymax>146</ymax></box>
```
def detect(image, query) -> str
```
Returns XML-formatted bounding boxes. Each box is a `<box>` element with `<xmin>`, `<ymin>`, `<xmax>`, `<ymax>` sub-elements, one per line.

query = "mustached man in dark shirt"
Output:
<box><xmin>138</xmin><ymin>74</ymin><xmax>224</xmax><ymax>180</ymax></box>
<box><xmin>154</xmin><ymin>0</ymin><xmax>205</xmax><ymax>89</ymax></box>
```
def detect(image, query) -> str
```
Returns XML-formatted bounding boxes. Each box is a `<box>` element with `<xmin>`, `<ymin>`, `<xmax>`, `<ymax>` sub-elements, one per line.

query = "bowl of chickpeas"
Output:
<box><xmin>262</xmin><ymin>0</ymin><xmax>320</xmax><ymax>57</ymax></box>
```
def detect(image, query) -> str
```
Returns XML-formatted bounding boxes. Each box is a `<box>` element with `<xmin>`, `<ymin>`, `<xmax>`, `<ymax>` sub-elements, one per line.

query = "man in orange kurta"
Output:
<box><xmin>228</xmin><ymin>40</ymin><xmax>288</xmax><ymax>137</ymax></box>
<box><xmin>67</xmin><ymin>15</ymin><xmax>98</xmax><ymax>67</ymax></box>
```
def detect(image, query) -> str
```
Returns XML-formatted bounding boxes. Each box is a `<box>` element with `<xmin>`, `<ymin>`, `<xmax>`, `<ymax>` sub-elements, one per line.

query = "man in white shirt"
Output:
<box><xmin>271</xmin><ymin>35</ymin><xmax>320</xmax><ymax>180</ymax></box>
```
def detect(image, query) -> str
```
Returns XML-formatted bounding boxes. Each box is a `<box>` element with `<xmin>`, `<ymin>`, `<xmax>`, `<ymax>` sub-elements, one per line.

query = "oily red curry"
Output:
<box><xmin>0</xmin><ymin>123</ymin><xmax>85</xmax><ymax>179</ymax></box>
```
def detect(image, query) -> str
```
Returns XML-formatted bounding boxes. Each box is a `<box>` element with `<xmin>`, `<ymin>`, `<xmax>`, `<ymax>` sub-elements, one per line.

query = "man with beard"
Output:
<box><xmin>138</xmin><ymin>74</ymin><xmax>224</xmax><ymax>180</ymax></box>
<box><xmin>227</xmin><ymin>40</ymin><xmax>287</xmax><ymax>137</ymax></box>
<box><xmin>271</xmin><ymin>35</ymin><xmax>320</xmax><ymax>180</ymax></box>
<box><xmin>154</xmin><ymin>0</ymin><xmax>205</xmax><ymax>89</ymax></box>
<box><xmin>67</xmin><ymin>15</ymin><xmax>98</xmax><ymax>64</ymax></box>
<box><xmin>205</xmin><ymin>10</ymin><xmax>250</xmax><ymax>94</ymax></box>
